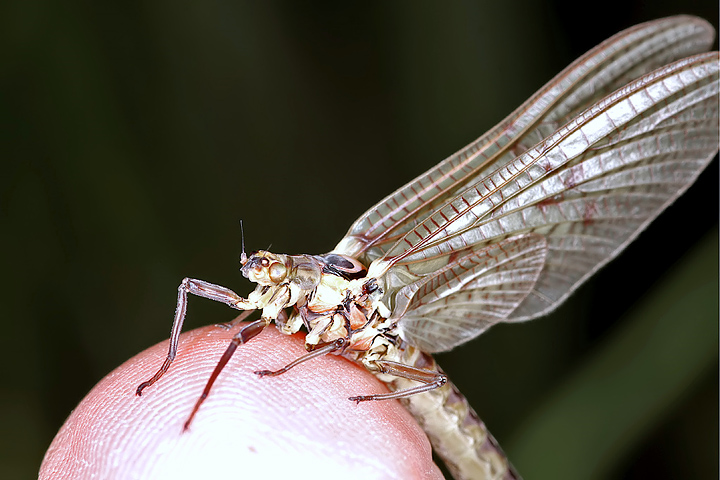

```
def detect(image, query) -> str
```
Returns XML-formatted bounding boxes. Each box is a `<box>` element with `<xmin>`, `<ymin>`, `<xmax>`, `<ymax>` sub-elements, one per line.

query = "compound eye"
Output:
<box><xmin>268</xmin><ymin>262</ymin><xmax>287</xmax><ymax>283</ymax></box>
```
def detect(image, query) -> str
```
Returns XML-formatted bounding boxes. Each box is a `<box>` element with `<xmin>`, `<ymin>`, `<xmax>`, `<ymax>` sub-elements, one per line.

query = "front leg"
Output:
<box><xmin>183</xmin><ymin>317</ymin><xmax>270</xmax><ymax>430</ymax></box>
<box><xmin>136</xmin><ymin>278</ymin><xmax>257</xmax><ymax>396</ymax></box>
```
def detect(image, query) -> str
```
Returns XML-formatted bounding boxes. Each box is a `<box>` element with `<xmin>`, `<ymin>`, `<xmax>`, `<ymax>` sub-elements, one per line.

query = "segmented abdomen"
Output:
<box><xmin>384</xmin><ymin>347</ymin><xmax>520</xmax><ymax>480</ymax></box>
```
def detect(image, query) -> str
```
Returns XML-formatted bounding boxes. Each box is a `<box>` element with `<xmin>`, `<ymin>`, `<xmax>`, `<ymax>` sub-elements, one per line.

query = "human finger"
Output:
<box><xmin>40</xmin><ymin>325</ymin><xmax>443</xmax><ymax>479</ymax></box>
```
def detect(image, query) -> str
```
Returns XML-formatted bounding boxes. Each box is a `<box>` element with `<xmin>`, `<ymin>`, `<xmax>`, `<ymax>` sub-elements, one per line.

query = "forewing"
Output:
<box><xmin>333</xmin><ymin>16</ymin><xmax>715</xmax><ymax>266</ymax></box>
<box><xmin>395</xmin><ymin>234</ymin><xmax>548</xmax><ymax>353</ymax></box>
<box><xmin>374</xmin><ymin>52</ymin><xmax>719</xmax><ymax>332</ymax></box>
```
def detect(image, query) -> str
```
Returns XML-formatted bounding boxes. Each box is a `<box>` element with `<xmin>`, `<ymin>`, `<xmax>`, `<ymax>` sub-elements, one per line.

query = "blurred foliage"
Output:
<box><xmin>1</xmin><ymin>1</ymin><xmax>717</xmax><ymax>478</ymax></box>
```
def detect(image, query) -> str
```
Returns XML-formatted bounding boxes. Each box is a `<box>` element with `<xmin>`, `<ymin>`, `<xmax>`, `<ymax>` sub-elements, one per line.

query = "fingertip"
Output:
<box><xmin>41</xmin><ymin>325</ymin><xmax>442</xmax><ymax>479</ymax></box>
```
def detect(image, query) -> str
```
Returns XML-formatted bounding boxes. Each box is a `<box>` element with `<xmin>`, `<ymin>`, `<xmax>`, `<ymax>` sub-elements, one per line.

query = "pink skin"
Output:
<box><xmin>39</xmin><ymin>325</ymin><xmax>442</xmax><ymax>479</ymax></box>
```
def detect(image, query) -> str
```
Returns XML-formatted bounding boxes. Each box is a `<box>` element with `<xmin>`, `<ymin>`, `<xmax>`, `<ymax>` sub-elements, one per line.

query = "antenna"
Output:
<box><xmin>239</xmin><ymin>220</ymin><xmax>247</xmax><ymax>265</ymax></box>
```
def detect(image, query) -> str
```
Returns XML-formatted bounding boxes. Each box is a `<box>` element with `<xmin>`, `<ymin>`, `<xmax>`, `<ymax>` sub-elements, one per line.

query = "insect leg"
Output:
<box><xmin>349</xmin><ymin>360</ymin><xmax>447</xmax><ymax>403</ymax></box>
<box><xmin>214</xmin><ymin>309</ymin><xmax>255</xmax><ymax>330</ymax></box>
<box><xmin>136</xmin><ymin>278</ymin><xmax>255</xmax><ymax>396</ymax></box>
<box><xmin>254</xmin><ymin>338</ymin><xmax>346</xmax><ymax>377</ymax></box>
<box><xmin>183</xmin><ymin>318</ymin><xmax>269</xmax><ymax>430</ymax></box>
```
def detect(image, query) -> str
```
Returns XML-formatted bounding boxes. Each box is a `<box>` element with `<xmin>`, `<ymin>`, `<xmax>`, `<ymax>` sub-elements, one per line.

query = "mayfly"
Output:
<box><xmin>136</xmin><ymin>16</ymin><xmax>719</xmax><ymax>480</ymax></box>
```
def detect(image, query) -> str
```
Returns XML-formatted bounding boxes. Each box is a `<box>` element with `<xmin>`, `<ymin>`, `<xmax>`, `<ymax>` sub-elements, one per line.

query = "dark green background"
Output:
<box><xmin>2</xmin><ymin>1</ymin><xmax>717</xmax><ymax>478</ymax></box>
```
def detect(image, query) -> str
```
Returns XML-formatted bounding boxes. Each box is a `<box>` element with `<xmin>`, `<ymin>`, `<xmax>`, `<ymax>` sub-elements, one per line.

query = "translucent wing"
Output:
<box><xmin>376</xmin><ymin>52</ymin><xmax>718</xmax><ymax>351</ymax></box>
<box><xmin>333</xmin><ymin>16</ymin><xmax>715</xmax><ymax>266</ymax></box>
<box><xmin>393</xmin><ymin>233</ymin><xmax>548</xmax><ymax>353</ymax></box>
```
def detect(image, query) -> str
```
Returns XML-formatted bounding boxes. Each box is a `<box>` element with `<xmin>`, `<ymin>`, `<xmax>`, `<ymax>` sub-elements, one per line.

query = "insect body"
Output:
<box><xmin>137</xmin><ymin>16</ymin><xmax>720</xmax><ymax>480</ymax></box>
